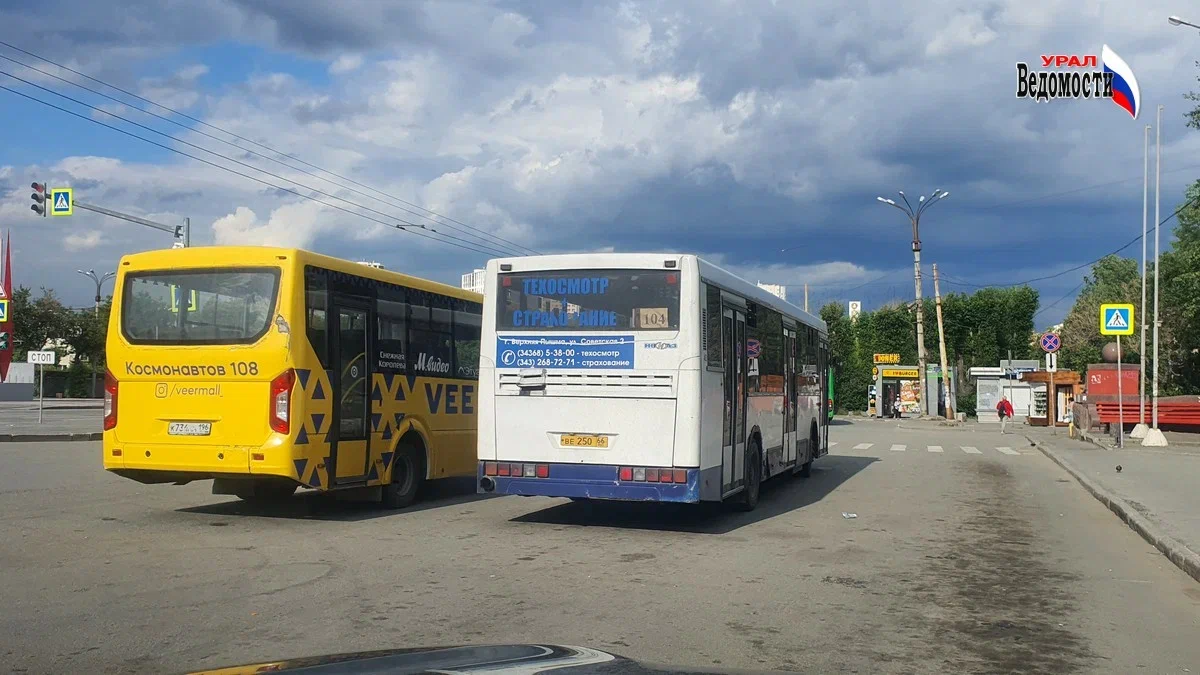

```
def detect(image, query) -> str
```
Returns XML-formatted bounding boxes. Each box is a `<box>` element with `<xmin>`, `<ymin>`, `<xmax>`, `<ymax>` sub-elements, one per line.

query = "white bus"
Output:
<box><xmin>476</xmin><ymin>253</ymin><xmax>830</xmax><ymax>510</ymax></box>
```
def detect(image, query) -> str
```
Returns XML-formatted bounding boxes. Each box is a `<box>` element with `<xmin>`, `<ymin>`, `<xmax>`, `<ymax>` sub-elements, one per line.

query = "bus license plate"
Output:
<box><xmin>560</xmin><ymin>434</ymin><xmax>608</xmax><ymax>448</ymax></box>
<box><xmin>168</xmin><ymin>422</ymin><xmax>212</xmax><ymax>436</ymax></box>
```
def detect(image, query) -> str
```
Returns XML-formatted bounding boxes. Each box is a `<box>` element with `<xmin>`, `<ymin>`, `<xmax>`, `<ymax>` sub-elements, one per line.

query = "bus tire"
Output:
<box><xmin>734</xmin><ymin>440</ymin><xmax>761</xmax><ymax>512</ymax></box>
<box><xmin>381</xmin><ymin>441</ymin><xmax>424</xmax><ymax>510</ymax></box>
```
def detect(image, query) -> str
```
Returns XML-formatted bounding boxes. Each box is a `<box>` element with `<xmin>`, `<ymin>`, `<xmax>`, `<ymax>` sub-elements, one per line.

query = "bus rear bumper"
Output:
<box><xmin>478</xmin><ymin>462</ymin><xmax>700</xmax><ymax>503</ymax></box>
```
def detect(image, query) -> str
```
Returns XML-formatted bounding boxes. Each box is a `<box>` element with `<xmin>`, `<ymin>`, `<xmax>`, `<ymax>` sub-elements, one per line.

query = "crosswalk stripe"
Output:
<box><xmin>853</xmin><ymin>442</ymin><xmax>874</xmax><ymax>450</ymax></box>
<box><xmin>928</xmin><ymin>445</ymin><xmax>943</xmax><ymax>452</ymax></box>
<box><xmin>996</xmin><ymin>446</ymin><xmax>1019</xmax><ymax>455</ymax></box>
<box><xmin>962</xmin><ymin>446</ymin><xmax>982</xmax><ymax>454</ymax></box>
<box><xmin>890</xmin><ymin>444</ymin><xmax>906</xmax><ymax>452</ymax></box>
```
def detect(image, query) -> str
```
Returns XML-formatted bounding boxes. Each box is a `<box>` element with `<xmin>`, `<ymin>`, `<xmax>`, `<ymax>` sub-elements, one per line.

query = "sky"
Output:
<box><xmin>1</xmin><ymin>0</ymin><xmax>1199</xmax><ymax>328</ymax></box>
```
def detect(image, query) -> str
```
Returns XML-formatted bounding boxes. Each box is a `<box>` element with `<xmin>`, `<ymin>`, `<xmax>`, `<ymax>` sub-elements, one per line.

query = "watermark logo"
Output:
<box><xmin>1015</xmin><ymin>45</ymin><xmax>1140</xmax><ymax>119</ymax></box>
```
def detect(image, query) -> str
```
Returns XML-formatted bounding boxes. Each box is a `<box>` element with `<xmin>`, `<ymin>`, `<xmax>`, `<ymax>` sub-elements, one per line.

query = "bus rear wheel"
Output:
<box><xmin>381</xmin><ymin>442</ymin><xmax>424</xmax><ymax>509</ymax></box>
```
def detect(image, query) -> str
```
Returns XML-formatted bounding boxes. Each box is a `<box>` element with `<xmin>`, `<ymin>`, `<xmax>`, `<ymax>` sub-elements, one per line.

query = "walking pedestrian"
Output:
<box><xmin>997</xmin><ymin>395</ymin><xmax>1014</xmax><ymax>433</ymax></box>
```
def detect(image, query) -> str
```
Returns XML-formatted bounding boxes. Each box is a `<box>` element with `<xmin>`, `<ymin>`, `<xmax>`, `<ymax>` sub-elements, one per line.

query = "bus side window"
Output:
<box><xmin>408</xmin><ymin>290</ymin><xmax>454</xmax><ymax>376</ymax></box>
<box><xmin>453</xmin><ymin>300</ymin><xmax>482</xmax><ymax>379</ymax></box>
<box><xmin>704</xmin><ymin>284</ymin><xmax>722</xmax><ymax>369</ymax></box>
<box><xmin>305</xmin><ymin>267</ymin><xmax>329</xmax><ymax>368</ymax></box>
<box><xmin>377</xmin><ymin>285</ymin><xmax>408</xmax><ymax>373</ymax></box>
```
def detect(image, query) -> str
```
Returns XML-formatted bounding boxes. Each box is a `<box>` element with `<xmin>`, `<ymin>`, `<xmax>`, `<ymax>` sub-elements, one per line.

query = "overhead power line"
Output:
<box><xmin>974</xmin><ymin>163</ymin><xmax>1200</xmax><ymax>211</ymax></box>
<box><xmin>0</xmin><ymin>68</ymin><xmax>519</xmax><ymax>258</ymax></box>
<box><xmin>1033</xmin><ymin>280</ymin><xmax>1086</xmax><ymax>318</ymax></box>
<box><xmin>0</xmin><ymin>39</ymin><xmax>540</xmax><ymax>257</ymax></box>
<box><xmin>0</xmin><ymin>81</ymin><xmax>509</xmax><ymax>259</ymax></box>
<box><xmin>938</xmin><ymin>191</ymin><xmax>1200</xmax><ymax>291</ymax></box>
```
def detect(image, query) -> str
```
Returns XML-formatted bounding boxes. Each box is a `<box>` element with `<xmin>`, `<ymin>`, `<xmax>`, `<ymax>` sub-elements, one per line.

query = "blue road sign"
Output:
<box><xmin>1099</xmin><ymin>303</ymin><xmax>1134</xmax><ymax>336</ymax></box>
<box><xmin>1040</xmin><ymin>332</ymin><xmax>1061</xmax><ymax>353</ymax></box>
<box><xmin>49</xmin><ymin>187</ymin><xmax>73</xmax><ymax>216</ymax></box>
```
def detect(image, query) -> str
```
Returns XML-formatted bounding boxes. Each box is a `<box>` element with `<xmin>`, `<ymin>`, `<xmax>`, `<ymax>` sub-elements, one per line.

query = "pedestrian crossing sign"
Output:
<box><xmin>1099</xmin><ymin>303</ymin><xmax>1134</xmax><ymax>336</ymax></box>
<box><xmin>0</xmin><ymin>299</ymin><xmax>8</xmax><ymax>322</ymax></box>
<box><xmin>169</xmin><ymin>285</ymin><xmax>198</xmax><ymax>313</ymax></box>
<box><xmin>49</xmin><ymin>187</ymin><xmax>73</xmax><ymax>216</ymax></box>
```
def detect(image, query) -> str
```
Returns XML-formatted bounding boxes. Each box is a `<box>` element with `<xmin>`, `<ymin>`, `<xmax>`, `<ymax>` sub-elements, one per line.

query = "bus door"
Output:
<box><xmin>783</xmin><ymin>328</ymin><xmax>797</xmax><ymax>466</ymax></box>
<box><xmin>721</xmin><ymin>307</ymin><xmax>747</xmax><ymax>494</ymax></box>
<box><xmin>329</xmin><ymin>295</ymin><xmax>373</xmax><ymax>485</ymax></box>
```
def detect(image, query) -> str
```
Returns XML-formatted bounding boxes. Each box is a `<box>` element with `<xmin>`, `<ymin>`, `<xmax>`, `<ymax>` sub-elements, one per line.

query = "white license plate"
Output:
<box><xmin>168</xmin><ymin>422</ymin><xmax>211</xmax><ymax>436</ymax></box>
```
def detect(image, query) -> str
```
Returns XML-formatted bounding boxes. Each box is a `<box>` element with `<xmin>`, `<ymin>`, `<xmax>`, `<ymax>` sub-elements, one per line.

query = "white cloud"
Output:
<box><xmin>211</xmin><ymin>202</ymin><xmax>332</xmax><ymax>248</ymax></box>
<box><xmin>63</xmin><ymin>230</ymin><xmax>103</xmax><ymax>251</ymax></box>
<box><xmin>3</xmin><ymin>0</ymin><xmax>1198</xmax><ymax>323</ymax></box>
<box><xmin>925</xmin><ymin>12</ymin><xmax>997</xmax><ymax>58</ymax></box>
<box><xmin>329</xmin><ymin>54</ymin><xmax>363</xmax><ymax>74</ymax></box>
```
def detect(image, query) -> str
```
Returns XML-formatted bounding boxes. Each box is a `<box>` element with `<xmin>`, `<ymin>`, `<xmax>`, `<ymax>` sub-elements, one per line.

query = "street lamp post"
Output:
<box><xmin>77</xmin><ymin>269</ymin><xmax>115</xmax><ymax>398</ymax></box>
<box><xmin>1169</xmin><ymin>15</ymin><xmax>1200</xmax><ymax>30</ymax></box>
<box><xmin>876</xmin><ymin>189</ymin><xmax>950</xmax><ymax>417</ymax></box>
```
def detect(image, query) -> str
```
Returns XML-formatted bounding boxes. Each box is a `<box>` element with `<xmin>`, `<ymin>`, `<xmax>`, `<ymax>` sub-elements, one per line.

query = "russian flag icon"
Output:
<box><xmin>1102</xmin><ymin>45</ymin><xmax>1140</xmax><ymax>119</ymax></box>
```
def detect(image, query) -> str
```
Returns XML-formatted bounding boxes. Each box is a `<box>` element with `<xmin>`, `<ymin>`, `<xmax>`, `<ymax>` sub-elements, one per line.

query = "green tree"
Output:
<box><xmin>9</xmin><ymin>287</ymin><xmax>73</xmax><ymax>360</ymax></box>
<box><xmin>1057</xmin><ymin>255</ymin><xmax>1142</xmax><ymax>374</ymax></box>
<box><xmin>65</xmin><ymin>298</ymin><xmax>111</xmax><ymax>369</ymax></box>
<box><xmin>1160</xmin><ymin>180</ymin><xmax>1200</xmax><ymax>394</ymax></box>
<box><xmin>818</xmin><ymin>284</ymin><xmax>1040</xmax><ymax>417</ymax></box>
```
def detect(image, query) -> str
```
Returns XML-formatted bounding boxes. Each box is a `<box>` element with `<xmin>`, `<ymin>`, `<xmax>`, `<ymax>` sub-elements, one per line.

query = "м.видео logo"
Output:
<box><xmin>1015</xmin><ymin>45</ymin><xmax>1141</xmax><ymax>119</ymax></box>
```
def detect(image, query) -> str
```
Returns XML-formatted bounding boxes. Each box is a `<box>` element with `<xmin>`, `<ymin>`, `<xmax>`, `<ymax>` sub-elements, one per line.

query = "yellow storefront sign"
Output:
<box><xmin>873</xmin><ymin>353</ymin><xmax>901</xmax><ymax>364</ymax></box>
<box><xmin>881</xmin><ymin>368</ymin><xmax>919</xmax><ymax>379</ymax></box>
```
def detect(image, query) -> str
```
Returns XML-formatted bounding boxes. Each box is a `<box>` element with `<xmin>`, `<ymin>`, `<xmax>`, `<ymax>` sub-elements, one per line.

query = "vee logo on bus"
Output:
<box><xmin>423</xmin><ymin>382</ymin><xmax>475</xmax><ymax>415</ymax></box>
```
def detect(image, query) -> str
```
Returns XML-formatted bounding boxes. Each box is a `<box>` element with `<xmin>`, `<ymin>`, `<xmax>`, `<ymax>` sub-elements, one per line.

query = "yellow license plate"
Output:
<box><xmin>560</xmin><ymin>434</ymin><xmax>609</xmax><ymax>448</ymax></box>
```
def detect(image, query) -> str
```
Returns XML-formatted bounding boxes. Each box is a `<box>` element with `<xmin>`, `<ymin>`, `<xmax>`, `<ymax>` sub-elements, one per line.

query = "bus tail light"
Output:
<box><xmin>484</xmin><ymin>462</ymin><xmax>549</xmax><ymax>478</ymax></box>
<box><xmin>103</xmin><ymin>369</ymin><xmax>118</xmax><ymax>430</ymax></box>
<box><xmin>269</xmin><ymin>369</ymin><xmax>295</xmax><ymax>434</ymax></box>
<box><xmin>618</xmin><ymin>466</ymin><xmax>688</xmax><ymax>483</ymax></box>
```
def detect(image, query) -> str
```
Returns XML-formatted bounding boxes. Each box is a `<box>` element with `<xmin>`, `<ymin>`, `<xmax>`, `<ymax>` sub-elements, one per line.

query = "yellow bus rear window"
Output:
<box><xmin>121</xmin><ymin>268</ymin><xmax>280</xmax><ymax>345</ymax></box>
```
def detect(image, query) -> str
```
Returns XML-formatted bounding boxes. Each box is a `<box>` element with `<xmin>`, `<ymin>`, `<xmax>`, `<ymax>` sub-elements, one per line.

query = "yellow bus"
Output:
<box><xmin>103</xmin><ymin>246</ymin><xmax>482</xmax><ymax>508</ymax></box>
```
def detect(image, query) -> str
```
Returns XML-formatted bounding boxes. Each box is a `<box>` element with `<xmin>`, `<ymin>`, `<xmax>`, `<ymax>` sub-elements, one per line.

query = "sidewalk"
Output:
<box><xmin>1026</xmin><ymin>426</ymin><xmax>1200</xmax><ymax>584</ymax></box>
<box><xmin>0</xmin><ymin>403</ymin><xmax>102</xmax><ymax>442</ymax></box>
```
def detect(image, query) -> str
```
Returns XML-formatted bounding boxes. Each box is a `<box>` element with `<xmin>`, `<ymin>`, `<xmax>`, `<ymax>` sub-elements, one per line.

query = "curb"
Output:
<box><xmin>0</xmin><ymin>432</ymin><xmax>102</xmax><ymax>443</ymax></box>
<box><xmin>1027</xmin><ymin>434</ymin><xmax>1200</xmax><ymax>585</ymax></box>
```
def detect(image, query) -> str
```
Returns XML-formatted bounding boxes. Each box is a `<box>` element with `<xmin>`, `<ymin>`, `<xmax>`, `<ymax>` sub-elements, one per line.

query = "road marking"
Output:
<box><xmin>890</xmin><ymin>444</ymin><xmax>906</xmax><ymax>452</ymax></box>
<box><xmin>829</xmin><ymin>441</ymin><xmax>838</xmax><ymax>447</ymax></box>
<box><xmin>927</xmin><ymin>445</ymin><xmax>943</xmax><ymax>452</ymax></box>
<box><xmin>962</xmin><ymin>446</ymin><xmax>982</xmax><ymax>454</ymax></box>
<box><xmin>853</xmin><ymin>442</ymin><xmax>874</xmax><ymax>450</ymax></box>
<box><xmin>996</xmin><ymin>446</ymin><xmax>1019</xmax><ymax>455</ymax></box>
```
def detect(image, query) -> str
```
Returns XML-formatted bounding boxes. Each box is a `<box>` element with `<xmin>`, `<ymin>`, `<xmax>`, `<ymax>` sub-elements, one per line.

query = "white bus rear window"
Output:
<box><xmin>497</xmin><ymin>270</ymin><xmax>680</xmax><ymax>331</ymax></box>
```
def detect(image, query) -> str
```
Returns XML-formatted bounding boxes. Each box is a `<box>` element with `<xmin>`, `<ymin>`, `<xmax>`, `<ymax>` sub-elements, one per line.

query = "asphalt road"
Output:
<box><xmin>2</xmin><ymin>419</ymin><xmax>1198</xmax><ymax>674</ymax></box>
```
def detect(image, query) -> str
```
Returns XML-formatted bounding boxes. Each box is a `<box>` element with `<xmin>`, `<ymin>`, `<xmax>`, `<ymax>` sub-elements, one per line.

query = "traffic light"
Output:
<box><xmin>30</xmin><ymin>182</ymin><xmax>47</xmax><ymax>217</ymax></box>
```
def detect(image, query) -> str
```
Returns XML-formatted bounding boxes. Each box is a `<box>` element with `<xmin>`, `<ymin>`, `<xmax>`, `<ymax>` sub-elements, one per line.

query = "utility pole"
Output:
<box><xmin>804</xmin><ymin>283</ymin><xmax>809</xmax><ymax>313</ymax></box>
<box><xmin>1144</xmin><ymin>106</ymin><xmax>1168</xmax><ymax>447</ymax></box>
<box><xmin>932</xmin><ymin>264</ymin><xmax>954</xmax><ymax>420</ymax></box>
<box><xmin>1132</xmin><ymin>124</ymin><xmax>1151</xmax><ymax>439</ymax></box>
<box><xmin>876</xmin><ymin>189</ymin><xmax>950</xmax><ymax>417</ymax></box>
